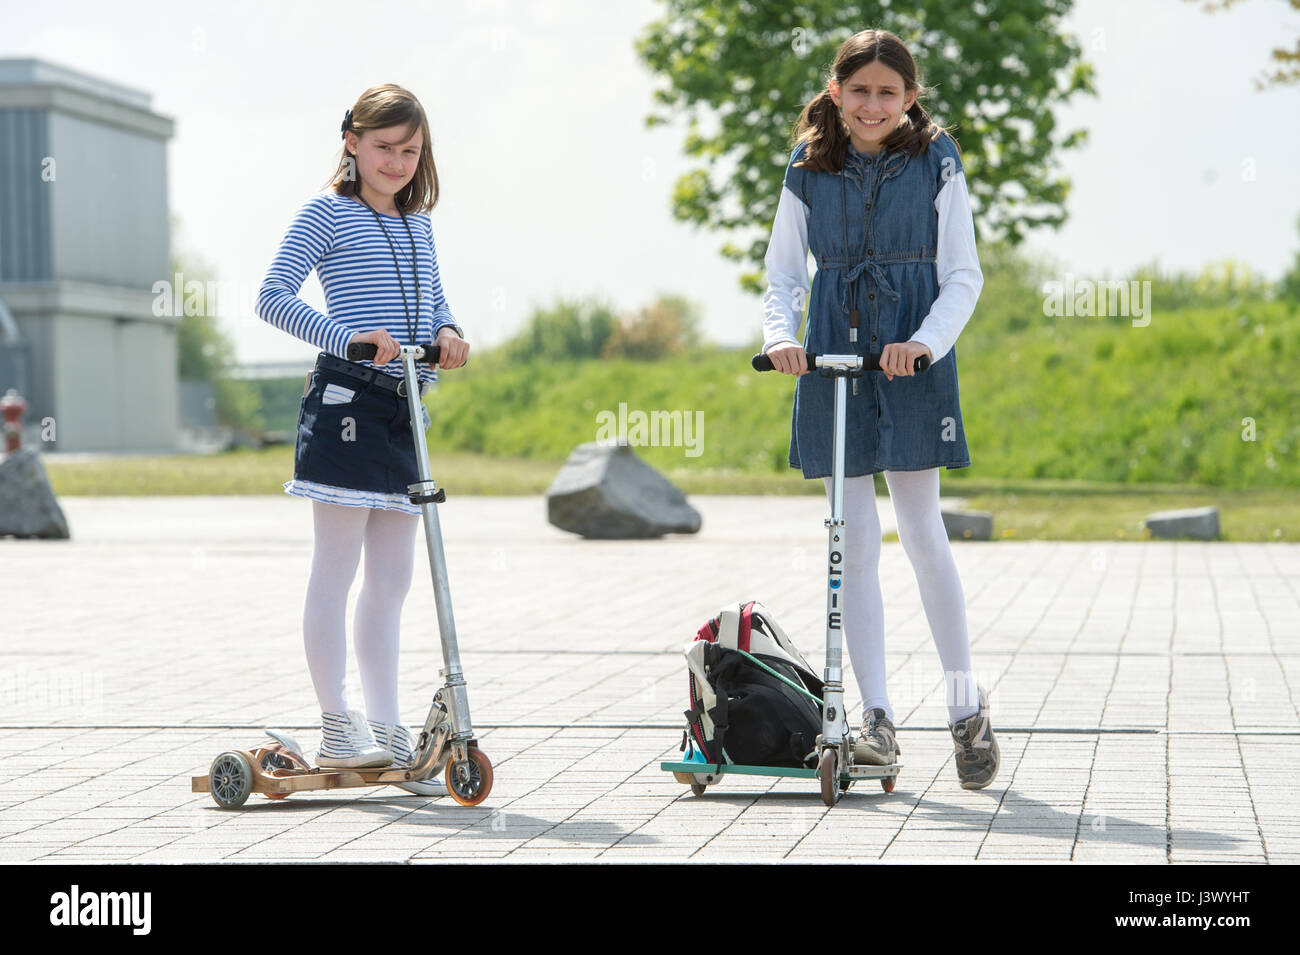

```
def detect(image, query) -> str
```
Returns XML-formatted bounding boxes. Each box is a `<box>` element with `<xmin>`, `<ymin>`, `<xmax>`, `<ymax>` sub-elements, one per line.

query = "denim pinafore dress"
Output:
<box><xmin>783</xmin><ymin>133</ymin><xmax>971</xmax><ymax>479</ymax></box>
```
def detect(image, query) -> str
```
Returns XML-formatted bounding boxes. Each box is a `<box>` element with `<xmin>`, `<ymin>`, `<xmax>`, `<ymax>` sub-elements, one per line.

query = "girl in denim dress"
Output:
<box><xmin>256</xmin><ymin>84</ymin><xmax>468</xmax><ymax>792</ymax></box>
<box><xmin>761</xmin><ymin>30</ymin><xmax>999</xmax><ymax>789</ymax></box>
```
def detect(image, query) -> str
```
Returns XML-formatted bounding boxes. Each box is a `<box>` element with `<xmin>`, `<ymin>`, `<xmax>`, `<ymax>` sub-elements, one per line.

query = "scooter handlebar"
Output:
<box><xmin>751</xmin><ymin>350</ymin><xmax>931</xmax><ymax>374</ymax></box>
<box><xmin>346</xmin><ymin>341</ymin><xmax>443</xmax><ymax>364</ymax></box>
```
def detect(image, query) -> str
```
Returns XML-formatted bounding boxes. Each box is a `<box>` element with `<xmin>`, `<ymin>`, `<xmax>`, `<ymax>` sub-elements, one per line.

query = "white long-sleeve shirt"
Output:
<box><xmin>761</xmin><ymin>170</ymin><xmax>983</xmax><ymax>363</ymax></box>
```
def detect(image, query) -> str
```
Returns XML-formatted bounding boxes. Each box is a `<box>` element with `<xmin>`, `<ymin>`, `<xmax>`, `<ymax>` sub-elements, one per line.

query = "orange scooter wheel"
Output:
<box><xmin>445</xmin><ymin>746</ymin><xmax>494</xmax><ymax>806</ymax></box>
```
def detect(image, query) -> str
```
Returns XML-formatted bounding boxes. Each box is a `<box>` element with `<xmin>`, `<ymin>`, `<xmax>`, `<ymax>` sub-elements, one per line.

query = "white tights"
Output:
<box><xmin>302</xmin><ymin>501</ymin><xmax>420</xmax><ymax>725</ymax></box>
<box><xmin>823</xmin><ymin>469</ymin><xmax>979</xmax><ymax>725</ymax></box>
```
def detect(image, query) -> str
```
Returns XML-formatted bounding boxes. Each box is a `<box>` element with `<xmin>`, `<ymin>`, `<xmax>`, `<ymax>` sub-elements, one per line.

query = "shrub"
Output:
<box><xmin>603</xmin><ymin>294</ymin><xmax>702</xmax><ymax>360</ymax></box>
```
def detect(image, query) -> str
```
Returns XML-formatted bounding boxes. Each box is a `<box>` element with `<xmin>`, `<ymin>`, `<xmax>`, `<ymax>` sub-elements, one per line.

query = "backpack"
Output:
<box><xmin>681</xmin><ymin>601</ymin><xmax>825</xmax><ymax>771</ymax></box>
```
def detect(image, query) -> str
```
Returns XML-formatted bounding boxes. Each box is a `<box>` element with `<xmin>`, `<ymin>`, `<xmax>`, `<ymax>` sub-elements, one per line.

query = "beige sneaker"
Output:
<box><xmin>949</xmin><ymin>687</ymin><xmax>1000</xmax><ymax>790</ymax></box>
<box><xmin>853</xmin><ymin>708</ymin><xmax>901</xmax><ymax>765</ymax></box>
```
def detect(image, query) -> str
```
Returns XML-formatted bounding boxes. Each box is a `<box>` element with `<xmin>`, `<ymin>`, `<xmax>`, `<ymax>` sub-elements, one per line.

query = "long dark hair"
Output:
<box><xmin>794</xmin><ymin>29</ymin><xmax>957</xmax><ymax>173</ymax></box>
<box><xmin>325</xmin><ymin>84</ymin><xmax>440</xmax><ymax>214</ymax></box>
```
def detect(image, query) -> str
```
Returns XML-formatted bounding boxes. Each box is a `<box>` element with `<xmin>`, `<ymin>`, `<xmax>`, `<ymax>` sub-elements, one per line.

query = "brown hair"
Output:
<box><xmin>324</xmin><ymin>84</ymin><xmax>440</xmax><ymax>214</ymax></box>
<box><xmin>793</xmin><ymin>29</ymin><xmax>956</xmax><ymax>173</ymax></box>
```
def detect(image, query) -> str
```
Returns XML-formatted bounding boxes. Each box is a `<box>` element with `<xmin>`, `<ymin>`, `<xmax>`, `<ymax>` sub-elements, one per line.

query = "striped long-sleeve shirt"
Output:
<box><xmin>255</xmin><ymin>191</ymin><xmax>462</xmax><ymax>389</ymax></box>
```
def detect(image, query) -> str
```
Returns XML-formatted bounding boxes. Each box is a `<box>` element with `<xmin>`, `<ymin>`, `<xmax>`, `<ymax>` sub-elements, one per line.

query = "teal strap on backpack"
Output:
<box><xmin>734</xmin><ymin>649</ymin><xmax>824</xmax><ymax>707</ymax></box>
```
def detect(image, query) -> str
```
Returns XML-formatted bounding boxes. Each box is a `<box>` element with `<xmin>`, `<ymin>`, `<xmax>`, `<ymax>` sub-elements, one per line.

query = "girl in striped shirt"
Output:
<box><xmin>256</xmin><ymin>84</ymin><xmax>467</xmax><ymax>790</ymax></box>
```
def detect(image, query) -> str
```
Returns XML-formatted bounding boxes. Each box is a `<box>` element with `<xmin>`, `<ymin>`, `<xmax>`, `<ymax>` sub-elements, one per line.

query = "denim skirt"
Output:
<box><xmin>293</xmin><ymin>354</ymin><xmax>423</xmax><ymax>495</ymax></box>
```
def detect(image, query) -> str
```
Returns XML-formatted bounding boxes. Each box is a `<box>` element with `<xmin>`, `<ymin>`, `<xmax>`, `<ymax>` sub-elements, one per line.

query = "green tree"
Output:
<box><xmin>1192</xmin><ymin>0</ymin><xmax>1300</xmax><ymax>88</ymax></box>
<box><xmin>603</xmin><ymin>294</ymin><xmax>703</xmax><ymax>359</ymax></box>
<box><xmin>501</xmin><ymin>298</ymin><xmax>619</xmax><ymax>362</ymax></box>
<box><xmin>637</xmin><ymin>0</ymin><xmax>1096</xmax><ymax>291</ymax></box>
<box><xmin>1127</xmin><ymin>259</ymin><xmax>1277</xmax><ymax>312</ymax></box>
<box><xmin>1282</xmin><ymin>214</ymin><xmax>1300</xmax><ymax>304</ymax></box>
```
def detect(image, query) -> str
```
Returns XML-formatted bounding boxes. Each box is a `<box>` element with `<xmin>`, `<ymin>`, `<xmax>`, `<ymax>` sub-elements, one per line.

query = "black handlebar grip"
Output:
<box><xmin>872</xmin><ymin>353</ymin><xmax>930</xmax><ymax>374</ymax></box>
<box><xmin>752</xmin><ymin>351</ymin><xmax>816</xmax><ymax>372</ymax></box>
<box><xmin>751</xmin><ymin>350</ymin><xmax>931</xmax><ymax>373</ymax></box>
<box><xmin>346</xmin><ymin>342</ymin><xmax>442</xmax><ymax>365</ymax></box>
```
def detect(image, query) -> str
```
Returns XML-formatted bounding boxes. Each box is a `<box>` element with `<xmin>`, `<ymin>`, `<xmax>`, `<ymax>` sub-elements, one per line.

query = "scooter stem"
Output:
<box><xmin>400</xmin><ymin>348</ymin><xmax>474</xmax><ymax>746</ymax></box>
<box><xmin>819</xmin><ymin>354</ymin><xmax>862</xmax><ymax>749</ymax></box>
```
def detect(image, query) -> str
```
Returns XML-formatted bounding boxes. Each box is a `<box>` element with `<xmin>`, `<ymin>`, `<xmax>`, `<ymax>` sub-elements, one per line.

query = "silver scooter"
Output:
<box><xmin>781</xmin><ymin>350</ymin><xmax>927</xmax><ymax>804</ymax></box>
<box><xmin>661</xmin><ymin>348</ymin><xmax>926</xmax><ymax>806</ymax></box>
<box><xmin>197</xmin><ymin>342</ymin><xmax>492</xmax><ymax>808</ymax></box>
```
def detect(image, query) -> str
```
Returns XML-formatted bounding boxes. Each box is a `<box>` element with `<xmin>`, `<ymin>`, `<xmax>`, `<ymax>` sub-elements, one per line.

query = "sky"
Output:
<box><xmin>3</xmin><ymin>0</ymin><xmax>1299</xmax><ymax>365</ymax></box>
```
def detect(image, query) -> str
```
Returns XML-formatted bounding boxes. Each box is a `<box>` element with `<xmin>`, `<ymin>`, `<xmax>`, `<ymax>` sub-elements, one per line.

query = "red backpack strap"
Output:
<box><xmin>695</xmin><ymin>617</ymin><xmax>719</xmax><ymax>643</ymax></box>
<box><xmin>738</xmin><ymin>601</ymin><xmax>754</xmax><ymax>653</ymax></box>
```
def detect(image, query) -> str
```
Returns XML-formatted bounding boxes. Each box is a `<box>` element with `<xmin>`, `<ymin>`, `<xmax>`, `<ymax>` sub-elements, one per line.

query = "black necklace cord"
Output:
<box><xmin>353</xmin><ymin>191</ymin><xmax>421</xmax><ymax>349</ymax></box>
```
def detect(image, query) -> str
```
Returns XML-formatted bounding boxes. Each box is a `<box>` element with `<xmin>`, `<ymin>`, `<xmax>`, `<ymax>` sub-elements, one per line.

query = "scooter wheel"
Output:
<box><xmin>209</xmin><ymin>751</ymin><xmax>253</xmax><ymax>809</ymax></box>
<box><xmin>445</xmin><ymin>746</ymin><xmax>494</xmax><ymax>806</ymax></box>
<box><xmin>818</xmin><ymin>749</ymin><xmax>839</xmax><ymax>807</ymax></box>
<box><xmin>881</xmin><ymin>775</ymin><xmax>897</xmax><ymax>793</ymax></box>
<box><xmin>689</xmin><ymin>781</ymin><xmax>707</xmax><ymax>797</ymax></box>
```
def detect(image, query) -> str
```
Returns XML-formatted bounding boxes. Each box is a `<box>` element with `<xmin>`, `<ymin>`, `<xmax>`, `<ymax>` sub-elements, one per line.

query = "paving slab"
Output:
<box><xmin>1</xmin><ymin>495</ymin><xmax>1297</xmax><ymax>862</ymax></box>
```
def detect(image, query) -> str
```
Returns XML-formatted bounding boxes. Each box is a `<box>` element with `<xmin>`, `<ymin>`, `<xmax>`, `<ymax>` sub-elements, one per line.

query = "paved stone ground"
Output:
<box><xmin>1</xmin><ymin>495</ymin><xmax>1297</xmax><ymax>863</ymax></box>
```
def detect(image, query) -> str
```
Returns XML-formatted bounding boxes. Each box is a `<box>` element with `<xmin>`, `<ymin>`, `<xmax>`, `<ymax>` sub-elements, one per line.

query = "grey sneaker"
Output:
<box><xmin>853</xmin><ymin>708</ymin><xmax>900</xmax><ymax>765</ymax></box>
<box><xmin>369</xmin><ymin>720</ymin><xmax>446</xmax><ymax>797</ymax></box>
<box><xmin>949</xmin><ymin>687</ymin><xmax>1000</xmax><ymax>790</ymax></box>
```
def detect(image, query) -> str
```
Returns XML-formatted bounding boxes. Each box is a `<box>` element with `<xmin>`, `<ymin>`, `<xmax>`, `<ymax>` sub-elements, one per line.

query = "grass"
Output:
<box><xmin>953</xmin><ymin>487</ymin><xmax>1292</xmax><ymax>542</ymax></box>
<box><xmin>43</xmin><ymin>447</ymin><xmax>560</xmax><ymax>497</ymax></box>
<box><xmin>40</xmin><ymin>448</ymin><xmax>1297</xmax><ymax>540</ymax></box>
<box><xmin>44</xmin><ymin>273</ymin><xmax>1299</xmax><ymax>540</ymax></box>
<box><xmin>395</xmin><ymin>299</ymin><xmax>1300</xmax><ymax>490</ymax></box>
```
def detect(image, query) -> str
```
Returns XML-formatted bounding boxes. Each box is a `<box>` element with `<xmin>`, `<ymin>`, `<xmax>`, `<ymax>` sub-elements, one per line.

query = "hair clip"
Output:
<box><xmin>340</xmin><ymin>108</ymin><xmax>353</xmax><ymax>140</ymax></box>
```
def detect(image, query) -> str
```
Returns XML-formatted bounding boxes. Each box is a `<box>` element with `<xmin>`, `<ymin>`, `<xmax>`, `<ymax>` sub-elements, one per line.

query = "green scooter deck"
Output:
<box><xmin>661</xmin><ymin>760</ymin><xmax>901</xmax><ymax>781</ymax></box>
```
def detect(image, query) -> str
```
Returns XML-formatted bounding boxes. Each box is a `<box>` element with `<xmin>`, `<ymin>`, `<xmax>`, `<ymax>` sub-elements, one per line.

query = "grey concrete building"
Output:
<box><xmin>0</xmin><ymin>58</ymin><xmax>176</xmax><ymax>451</ymax></box>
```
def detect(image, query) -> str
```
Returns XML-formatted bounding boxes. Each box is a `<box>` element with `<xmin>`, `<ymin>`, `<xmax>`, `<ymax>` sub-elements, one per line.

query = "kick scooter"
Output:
<box><xmin>194</xmin><ymin>342</ymin><xmax>493</xmax><ymax>808</ymax></box>
<box><xmin>661</xmin><ymin>348</ymin><xmax>928</xmax><ymax>806</ymax></box>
